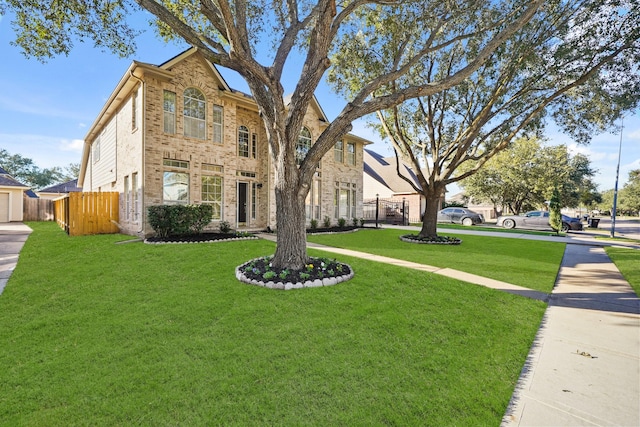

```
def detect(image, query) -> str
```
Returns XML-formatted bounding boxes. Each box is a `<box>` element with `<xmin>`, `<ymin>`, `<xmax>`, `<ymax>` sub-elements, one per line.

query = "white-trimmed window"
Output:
<box><xmin>163</xmin><ymin>159</ymin><xmax>190</xmax><ymax>204</ymax></box>
<box><xmin>251</xmin><ymin>182</ymin><xmax>257</xmax><ymax>220</ymax></box>
<box><xmin>132</xmin><ymin>172</ymin><xmax>139</xmax><ymax>221</ymax></box>
<box><xmin>251</xmin><ymin>133</ymin><xmax>257</xmax><ymax>159</ymax></box>
<box><xmin>124</xmin><ymin>175</ymin><xmax>130</xmax><ymax>220</ymax></box>
<box><xmin>132</xmin><ymin>90</ymin><xmax>139</xmax><ymax>131</ymax></box>
<box><xmin>93</xmin><ymin>138</ymin><xmax>101</xmax><ymax>163</ymax></box>
<box><xmin>212</xmin><ymin>105</ymin><xmax>223</xmax><ymax>143</ymax></box>
<box><xmin>202</xmin><ymin>164</ymin><xmax>223</xmax><ymax>220</ymax></box>
<box><xmin>296</xmin><ymin>127</ymin><xmax>312</xmax><ymax>165</ymax></box>
<box><xmin>306</xmin><ymin>177</ymin><xmax>321</xmax><ymax>220</ymax></box>
<box><xmin>163</xmin><ymin>90</ymin><xmax>176</xmax><ymax>134</ymax></box>
<box><xmin>346</xmin><ymin>142</ymin><xmax>356</xmax><ymax>165</ymax></box>
<box><xmin>334</xmin><ymin>182</ymin><xmax>356</xmax><ymax>219</ymax></box>
<box><xmin>334</xmin><ymin>140</ymin><xmax>344</xmax><ymax>163</ymax></box>
<box><xmin>184</xmin><ymin>88</ymin><xmax>206</xmax><ymax>139</ymax></box>
<box><xmin>238</xmin><ymin>125</ymin><xmax>250</xmax><ymax>157</ymax></box>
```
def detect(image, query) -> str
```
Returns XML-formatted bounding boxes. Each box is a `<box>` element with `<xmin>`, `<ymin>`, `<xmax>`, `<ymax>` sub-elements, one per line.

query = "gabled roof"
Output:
<box><xmin>0</xmin><ymin>167</ymin><xmax>30</xmax><ymax>189</ymax></box>
<box><xmin>363</xmin><ymin>149</ymin><xmax>422</xmax><ymax>194</ymax></box>
<box><xmin>39</xmin><ymin>179</ymin><xmax>82</xmax><ymax>194</ymax></box>
<box><xmin>24</xmin><ymin>189</ymin><xmax>39</xmax><ymax>198</ymax></box>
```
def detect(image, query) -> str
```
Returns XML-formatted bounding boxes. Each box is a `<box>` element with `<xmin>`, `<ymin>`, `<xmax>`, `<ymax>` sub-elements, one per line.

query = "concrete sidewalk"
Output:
<box><xmin>502</xmin><ymin>244</ymin><xmax>640</xmax><ymax>426</ymax></box>
<box><xmin>0</xmin><ymin>222</ymin><xmax>32</xmax><ymax>295</ymax></box>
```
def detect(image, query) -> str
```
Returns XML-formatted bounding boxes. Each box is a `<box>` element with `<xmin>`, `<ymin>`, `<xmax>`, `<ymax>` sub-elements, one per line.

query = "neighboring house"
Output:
<box><xmin>447</xmin><ymin>192</ymin><xmax>498</xmax><ymax>220</ymax></box>
<box><xmin>0</xmin><ymin>166</ymin><xmax>29</xmax><ymax>222</ymax></box>
<box><xmin>363</xmin><ymin>149</ymin><xmax>445</xmax><ymax>222</ymax></box>
<box><xmin>38</xmin><ymin>179</ymin><xmax>82</xmax><ymax>200</ymax></box>
<box><xmin>78</xmin><ymin>48</ymin><xmax>371</xmax><ymax>237</ymax></box>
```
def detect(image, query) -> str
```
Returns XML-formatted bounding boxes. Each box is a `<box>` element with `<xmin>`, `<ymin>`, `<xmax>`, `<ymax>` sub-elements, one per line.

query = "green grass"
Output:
<box><xmin>309</xmin><ymin>228</ymin><xmax>565</xmax><ymax>293</ymax></box>
<box><xmin>0</xmin><ymin>222</ymin><xmax>546</xmax><ymax>426</ymax></box>
<box><xmin>424</xmin><ymin>223</ymin><xmax>566</xmax><ymax>236</ymax></box>
<box><xmin>605</xmin><ymin>246</ymin><xmax>640</xmax><ymax>297</ymax></box>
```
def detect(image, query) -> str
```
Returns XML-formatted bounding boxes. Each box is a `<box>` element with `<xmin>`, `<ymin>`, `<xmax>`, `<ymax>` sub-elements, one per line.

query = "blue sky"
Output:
<box><xmin>0</xmin><ymin>12</ymin><xmax>638</xmax><ymax>192</ymax></box>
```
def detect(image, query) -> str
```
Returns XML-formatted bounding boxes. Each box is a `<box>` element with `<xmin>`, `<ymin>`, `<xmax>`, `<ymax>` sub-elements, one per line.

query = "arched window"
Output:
<box><xmin>296</xmin><ymin>127</ymin><xmax>312</xmax><ymax>165</ymax></box>
<box><xmin>183</xmin><ymin>88</ymin><xmax>206</xmax><ymax>139</ymax></box>
<box><xmin>238</xmin><ymin>125</ymin><xmax>250</xmax><ymax>157</ymax></box>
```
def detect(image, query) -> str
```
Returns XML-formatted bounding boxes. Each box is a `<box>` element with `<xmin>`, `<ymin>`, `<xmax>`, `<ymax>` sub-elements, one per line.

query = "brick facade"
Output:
<box><xmin>79</xmin><ymin>49</ymin><xmax>369</xmax><ymax>237</ymax></box>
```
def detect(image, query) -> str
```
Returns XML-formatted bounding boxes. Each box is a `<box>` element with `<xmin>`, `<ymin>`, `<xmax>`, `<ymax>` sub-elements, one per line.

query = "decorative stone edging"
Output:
<box><xmin>235</xmin><ymin>257</ymin><xmax>354</xmax><ymax>290</ymax></box>
<box><xmin>306</xmin><ymin>228</ymin><xmax>361</xmax><ymax>236</ymax></box>
<box><xmin>399</xmin><ymin>235</ymin><xmax>462</xmax><ymax>245</ymax></box>
<box><xmin>144</xmin><ymin>236</ymin><xmax>259</xmax><ymax>245</ymax></box>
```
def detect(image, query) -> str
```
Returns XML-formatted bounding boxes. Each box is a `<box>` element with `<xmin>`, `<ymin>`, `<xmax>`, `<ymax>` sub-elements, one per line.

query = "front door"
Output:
<box><xmin>237</xmin><ymin>182</ymin><xmax>248</xmax><ymax>226</ymax></box>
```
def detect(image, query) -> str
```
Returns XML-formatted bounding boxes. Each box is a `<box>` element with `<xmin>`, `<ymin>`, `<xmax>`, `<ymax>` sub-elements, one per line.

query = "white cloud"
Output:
<box><xmin>59</xmin><ymin>138</ymin><xmax>84</xmax><ymax>152</ymax></box>
<box><xmin>0</xmin><ymin>133</ymin><xmax>83</xmax><ymax>168</ymax></box>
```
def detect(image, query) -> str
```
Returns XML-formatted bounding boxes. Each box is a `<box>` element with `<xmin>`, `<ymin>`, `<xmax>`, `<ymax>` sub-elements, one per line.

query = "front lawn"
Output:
<box><xmin>605</xmin><ymin>246</ymin><xmax>640</xmax><ymax>296</ymax></box>
<box><xmin>308</xmin><ymin>228</ymin><xmax>565</xmax><ymax>292</ymax></box>
<box><xmin>0</xmin><ymin>222</ymin><xmax>546</xmax><ymax>425</ymax></box>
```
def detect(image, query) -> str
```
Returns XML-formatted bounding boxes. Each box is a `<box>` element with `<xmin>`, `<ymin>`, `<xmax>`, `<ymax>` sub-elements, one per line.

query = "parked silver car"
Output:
<box><xmin>437</xmin><ymin>207</ymin><xmax>485</xmax><ymax>226</ymax></box>
<box><xmin>496</xmin><ymin>210</ymin><xmax>583</xmax><ymax>232</ymax></box>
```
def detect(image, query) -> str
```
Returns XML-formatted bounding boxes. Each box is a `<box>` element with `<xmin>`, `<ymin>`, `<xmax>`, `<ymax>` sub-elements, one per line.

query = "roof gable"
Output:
<box><xmin>39</xmin><ymin>179</ymin><xmax>82</xmax><ymax>194</ymax></box>
<box><xmin>160</xmin><ymin>47</ymin><xmax>232</xmax><ymax>92</ymax></box>
<box><xmin>363</xmin><ymin>149</ymin><xmax>421</xmax><ymax>194</ymax></box>
<box><xmin>0</xmin><ymin>167</ymin><xmax>30</xmax><ymax>189</ymax></box>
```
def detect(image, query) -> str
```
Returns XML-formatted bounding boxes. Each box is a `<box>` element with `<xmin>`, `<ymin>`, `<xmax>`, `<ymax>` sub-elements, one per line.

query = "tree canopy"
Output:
<box><xmin>460</xmin><ymin>137</ymin><xmax>597</xmax><ymax>215</ymax></box>
<box><xmin>0</xmin><ymin>149</ymin><xmax>78</xmax><ymax>190</ymax></box>
<box><xmin>327</xmin><ymin>0</ymin><xmax>639</xmax><ymax>237</ymax></box>
<box><xmin>1</xmin><ymin>0</ymin><xmax>554</xmax><ymax>267</ymax></box>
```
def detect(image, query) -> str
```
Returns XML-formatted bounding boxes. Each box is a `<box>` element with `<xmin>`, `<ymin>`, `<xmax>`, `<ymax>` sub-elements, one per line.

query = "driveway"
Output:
<box><xmin>0</xmin><ymin>222</ymin><xmax>32</xmax><ymax>295</ymax></box>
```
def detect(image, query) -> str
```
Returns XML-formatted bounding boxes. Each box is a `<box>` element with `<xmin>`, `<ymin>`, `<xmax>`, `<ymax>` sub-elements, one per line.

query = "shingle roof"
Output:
<box><xmin>0</xmin><ymin>167</ymin><xmax>30</xmax><ymax>188</ymax></box>
<box><xmin>39</xmin><ymin>179</ymin><xmax>82</xmax><ymax>193</ymax></box>
<box><xmin>363</xmin><ymin>149</ymin><xmax>422</xmax><ymax>194</ymax></box>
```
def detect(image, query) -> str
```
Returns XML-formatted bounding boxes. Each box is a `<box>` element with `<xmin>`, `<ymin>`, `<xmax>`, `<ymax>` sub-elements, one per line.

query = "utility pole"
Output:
<box><xmin>611</xmin><ymin>117</ymin><xmax>624</xmax><ymax>238</ymax></box>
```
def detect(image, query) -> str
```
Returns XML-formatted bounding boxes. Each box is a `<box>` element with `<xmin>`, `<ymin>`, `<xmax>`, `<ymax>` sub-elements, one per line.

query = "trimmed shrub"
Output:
<box><xmin>148</xmin><ymin>204</ymin><xmax>213</xmax><ymax>237</ymax></box>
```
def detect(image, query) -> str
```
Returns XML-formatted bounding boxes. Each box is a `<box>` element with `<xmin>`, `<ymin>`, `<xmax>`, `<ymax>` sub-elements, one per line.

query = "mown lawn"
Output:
<box><xmin>308</xmin><ymin>228</ymin><xmax>565</xmax><ymax>292</ymax></box>
<box><xmin>605</xmin><ymin>246</ymin><xmax>640</xmax><ymax>297</ymax></box>
<box><xmin>0</xmin><ymin>222</ymin><xmax>546</xmax><ymax>426</ymax></box>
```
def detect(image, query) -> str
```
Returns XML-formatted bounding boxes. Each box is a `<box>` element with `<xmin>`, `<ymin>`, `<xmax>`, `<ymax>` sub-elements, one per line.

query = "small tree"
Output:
<box><xmin>549</xmin><ymin>188</ymin><xmax>562</xmax><ymax>234</ymax></box>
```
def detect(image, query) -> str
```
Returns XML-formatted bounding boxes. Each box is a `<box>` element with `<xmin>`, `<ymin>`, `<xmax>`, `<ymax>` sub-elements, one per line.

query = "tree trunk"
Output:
<box><xmin>270</xmin><ymin>153</ymin><xmax>309</xmax><ymax>270</ymax></box>
<box><xmin>418</xmin><ymin>188</ymin><xmax>443</xmax><ymax>238</ymax></box>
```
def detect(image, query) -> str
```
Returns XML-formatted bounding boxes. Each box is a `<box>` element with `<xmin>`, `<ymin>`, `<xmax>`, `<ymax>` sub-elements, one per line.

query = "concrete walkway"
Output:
<box><xmin>0</xmin><ymin>222</ymin><xmax>32</xmax><ymax>296</ymax></box>
<box><xmin>503</xmin><ymin>243</ymin><xmax>640</xmax><ymax>427</ymax></box>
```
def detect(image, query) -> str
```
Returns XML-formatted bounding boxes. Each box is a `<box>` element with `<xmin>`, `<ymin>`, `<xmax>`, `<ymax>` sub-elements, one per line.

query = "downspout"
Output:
<box><xmin>129</xmin><ymin>69</ymin><xmax>146</xmax><ymax>235</ymax></box>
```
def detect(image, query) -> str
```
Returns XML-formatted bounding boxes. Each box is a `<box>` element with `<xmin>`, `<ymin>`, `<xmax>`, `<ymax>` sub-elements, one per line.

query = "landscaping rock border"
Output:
<box><xmin>235</xmin><ymin>257</ymin><xmax>354</xmax><ymax>290</ymax></box>
<box><xmin>144</xmin><ymin>235</ymin><xmax>259</xmax><ymax>245</ymax></box>
<box><xmin>399</xmin><ymin>234</ymin><xmax>462</xmax><ymax>245</ymax></box>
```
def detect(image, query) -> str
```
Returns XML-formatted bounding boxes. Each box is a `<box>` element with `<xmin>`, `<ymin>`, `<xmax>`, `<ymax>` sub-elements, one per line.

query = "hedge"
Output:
<box><xmin>147</xmin><ymin>204</ymin><xmax>213</xmax><ymax>238</ymax></box>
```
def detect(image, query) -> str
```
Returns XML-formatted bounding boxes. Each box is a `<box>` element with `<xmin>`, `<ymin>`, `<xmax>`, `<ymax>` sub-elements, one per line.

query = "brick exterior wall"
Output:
<box><xmin>82</xmin><ymin>50</ymin><xmax>366</xmax><ymax>237</ymax></box>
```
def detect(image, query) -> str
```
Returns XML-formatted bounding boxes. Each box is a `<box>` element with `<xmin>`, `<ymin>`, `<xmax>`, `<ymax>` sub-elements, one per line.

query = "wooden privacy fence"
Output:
<box><xmin>54</xmin><ymin>192</ymin><xmax>120</xmax><ymax>236</ymax></box>
<box><xmin>23</xmin><ymin>197</ymin><xmax>54</xmax><ymax>221</ymax></box>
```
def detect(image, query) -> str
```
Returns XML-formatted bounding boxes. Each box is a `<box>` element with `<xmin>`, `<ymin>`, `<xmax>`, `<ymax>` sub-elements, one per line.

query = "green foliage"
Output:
<box><xmin>147</xmin><ymin>204</ymin><xmax>213</xmax><ymax>238</ymax></box>
<box><xmin>309</xmin><ymin>219</ymin><xmax>318</xmax><ymax>230</ymax></box>
<box><xmin>621</xmin><ymin>170</ymin><xmax>640</xmax><ymax>215</ymax></box>
<box><xmin>323</xmin><ymin>216</ymin><xmax>331</xmax><ymax>228</ymax></box>
<box><xmin>0</xmin><ymin>148</ymin><xmax>76</xmax><ymax>189</ymax></box>
<box><xmin>219</xmin><ymin>220</ymin><xmax>232</xmax><ymax>234</ymax></box>
<box><xmin>337</xmin><ymin>217</ymin><xmax>346</xmax><ymax>228</ymax></box>
<box><xmin>359</xmin><ymin>218</ymin><xmax>366</xmax><ymax>227</ymax></box>
<box><xmin>549</xmin><ymin>188</ymin><xmax>562</xmax><ymax>233</ymax></box>
<box><xmin>461</xmin><ymin>137</ymin><xmax>596</xmax><ymax>214</ymax></box>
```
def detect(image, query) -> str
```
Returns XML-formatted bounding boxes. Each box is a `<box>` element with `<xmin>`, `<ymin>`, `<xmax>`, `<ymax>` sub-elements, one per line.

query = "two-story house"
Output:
<box><xmin>78</xmin><ymin>48</ymin><xmax>371</xmax><ymax>237</ymax></box>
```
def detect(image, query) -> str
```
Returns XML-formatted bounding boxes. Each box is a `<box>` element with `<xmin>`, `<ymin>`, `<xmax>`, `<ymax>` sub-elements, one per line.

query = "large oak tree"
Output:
<box><xmin>329</xmin><ymin>0</ymin><xmax>639</xmax><ymax>238</ymax></box>
<box><xmin>1</xmin><ymin>0</ymin><xmax>548</xmax><ymax>268</ymax></box>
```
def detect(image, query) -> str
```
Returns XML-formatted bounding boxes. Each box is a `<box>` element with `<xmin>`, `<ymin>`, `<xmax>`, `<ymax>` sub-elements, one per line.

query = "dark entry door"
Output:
<box><xmin>238</xmin><ymin>182</ymin><xmax>248</xmax><ymax>225</ymax></box>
